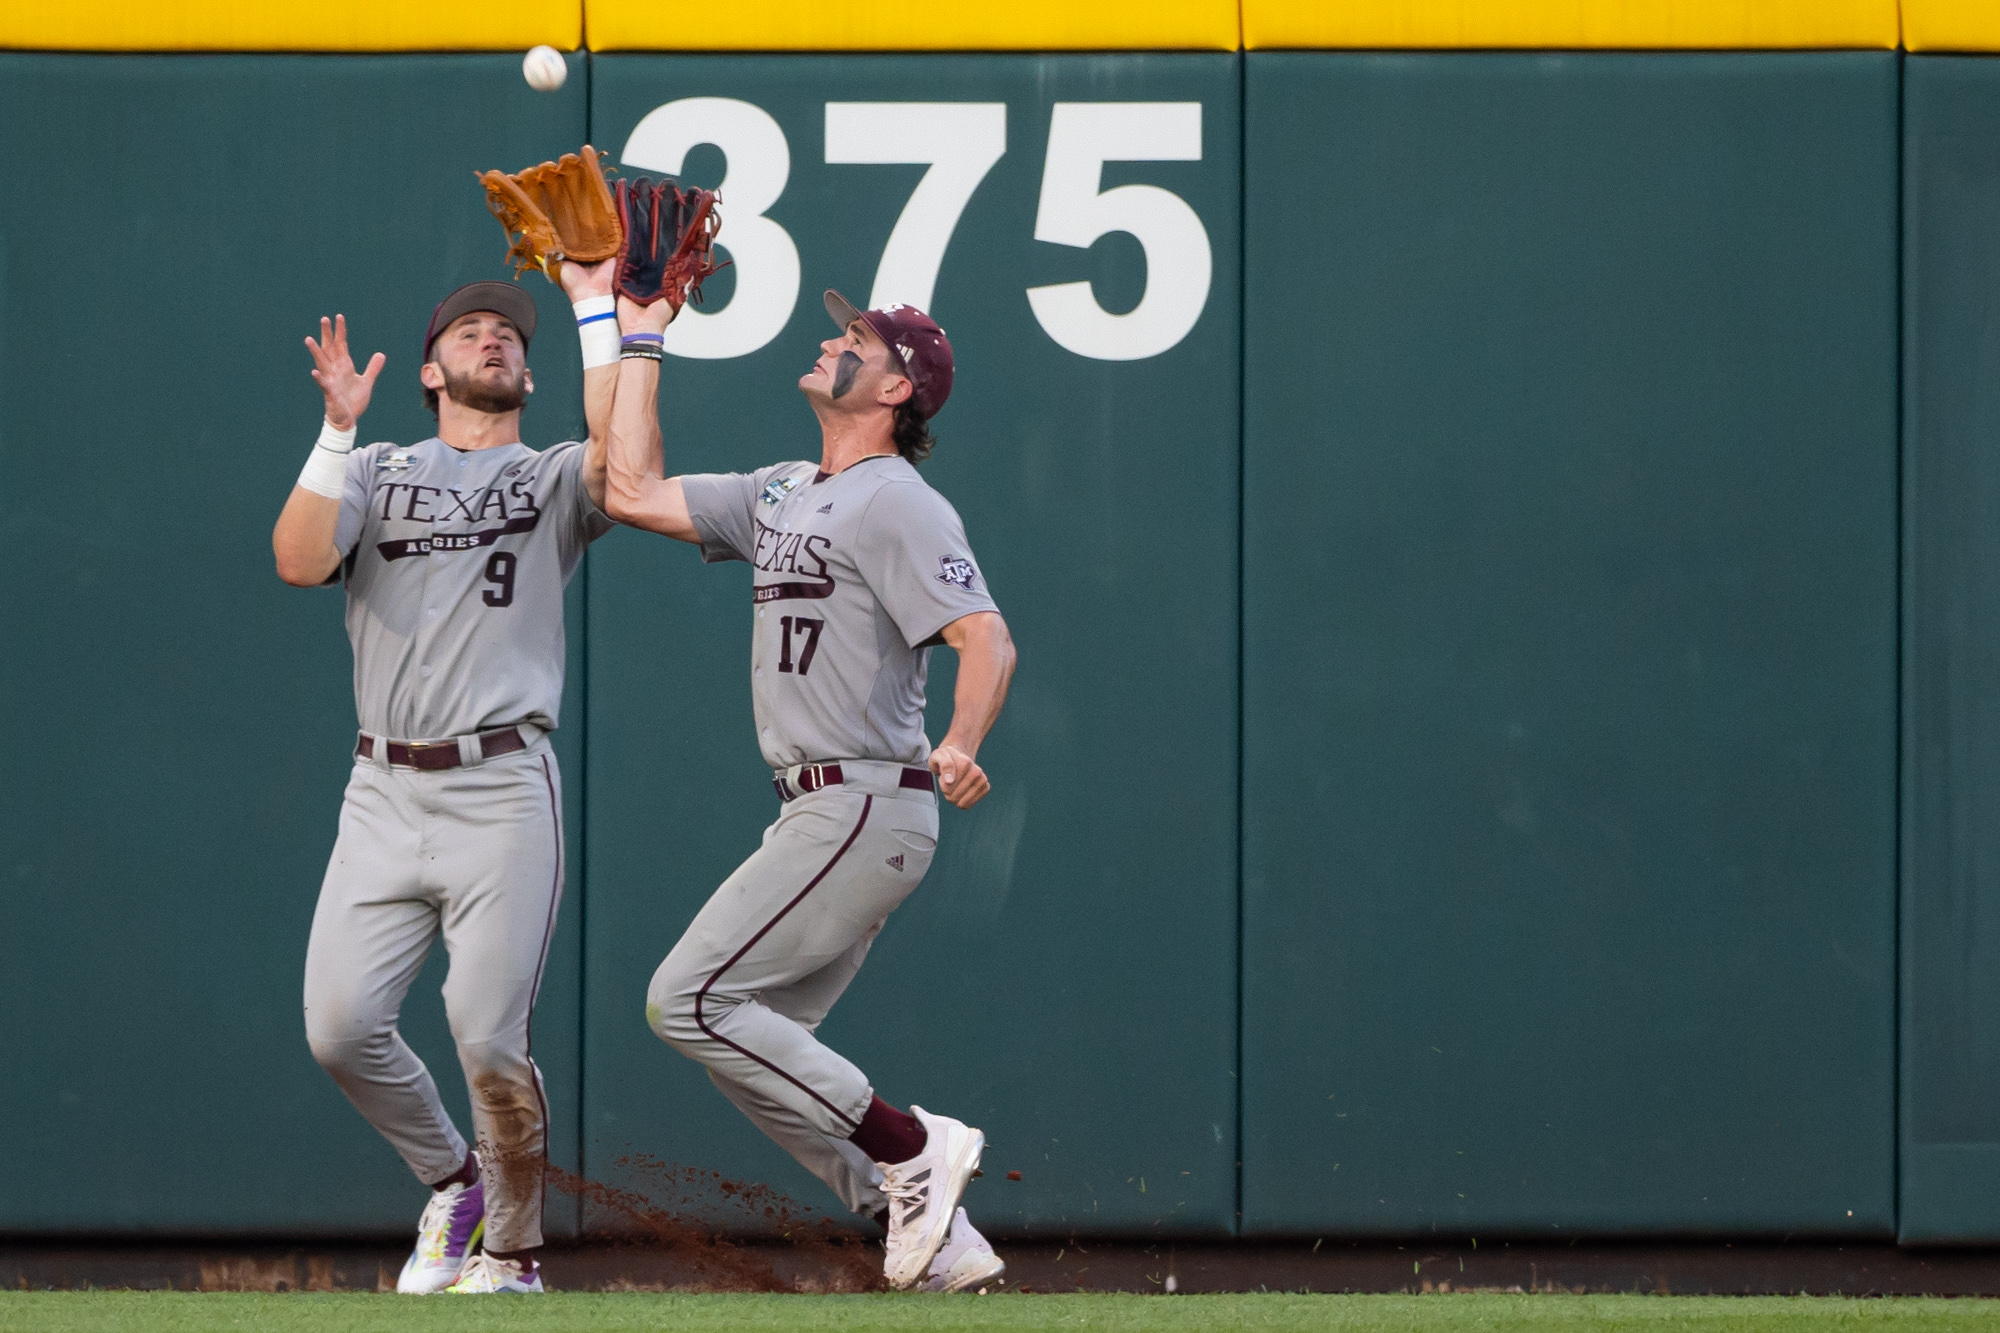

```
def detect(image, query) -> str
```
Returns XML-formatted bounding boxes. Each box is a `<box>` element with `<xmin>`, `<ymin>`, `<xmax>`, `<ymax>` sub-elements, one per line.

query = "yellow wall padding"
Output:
<box><xmin>1904</xmin><ymin>0</ymin><xmax>2000</xmax><ymax>50</ymax></box>
<box><xmin>586</xmin><ymin>0</ymin><xmax>1240</xmax><ymax>51</ymax></box>
<box><xmin>0</xmin><ymin>0</ymin><xmax>581</xmax><ymax>51</ymax></box>
<box><xmin>1243</xmin><ymin>1</ymin><xmax>1899</xmax><ymax>49</ymax></box>
<box><xmin>2</xmin><ymin>0</ymin><xmax>1945</xmax><ymax>52</ymax></box>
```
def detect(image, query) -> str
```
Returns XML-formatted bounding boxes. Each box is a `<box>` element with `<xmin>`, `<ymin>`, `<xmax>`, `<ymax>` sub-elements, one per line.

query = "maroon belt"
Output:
<box><xmin>355</xmin><ymin>727</ymin><xmax>527</xmax><ymax>771</ymax></box>
<box><xmin>774</xmin><ymin>763</ymin><xmax>935</xmax><ymax>802</ymax></box>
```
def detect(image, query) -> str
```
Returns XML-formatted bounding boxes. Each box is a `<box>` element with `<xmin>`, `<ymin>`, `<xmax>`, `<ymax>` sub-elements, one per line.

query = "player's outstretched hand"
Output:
<box><xmin>929</xmin><ymin>745</ymin><xmax>989</xmax><ymax>810</ymax></box>
<box><xmin>559</xmin><ymin>257</ymin><xmax>616</xmax><ymax>303</ymax></box>
<box><xmin>305</xmin><ymin>314</ymin><xmax>385</xmax><ymax>431</ymax></box>
<box><xmin>617</xmin><ymin>292</ymin><xmax>678</xmax><ymax>337</ymax></box>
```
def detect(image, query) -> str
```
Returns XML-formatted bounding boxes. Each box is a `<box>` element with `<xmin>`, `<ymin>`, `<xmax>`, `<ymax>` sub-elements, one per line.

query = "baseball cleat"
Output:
<box><xmin>919</xmin><ymin>1207</ymin><xmax>1006</xmax><ymax>1293</ymax></box>
<box><xmin>396</xmin><ymin>1178</ymin><xmax>484</xmax><ymax>1294</ymax></box>
<box><xmin>878</xmin><ymin>1105</ymin><xmax>985</xmax><ymax>1290</ymax></box>
<box><xmin>444</xmin><ymin>1253</ymin><xmax>543</xmax><ymax>1293</ymax></box>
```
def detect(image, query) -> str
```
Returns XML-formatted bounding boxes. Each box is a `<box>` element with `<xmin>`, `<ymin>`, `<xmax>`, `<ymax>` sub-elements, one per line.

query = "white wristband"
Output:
<box><xmin>575</xmin><ymin>295</ymin><xmax>619</xmax><ymax>369</ymax></box>
<box><xmin>297</xmin><ymin>419</ymin><xmax>356</xmax><ymax>499</ymax></box>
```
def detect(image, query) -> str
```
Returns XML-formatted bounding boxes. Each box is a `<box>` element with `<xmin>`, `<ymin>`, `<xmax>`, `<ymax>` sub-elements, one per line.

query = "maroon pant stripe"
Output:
<box><xmin>523</xmin><ymin>753</ymin><xmax>564</xmax><ymax>1227</ymax></box>
<box><xmin>693</xmin><ymin>794</ymin><xmax>874</xmax><ymax>1131</ymax></box>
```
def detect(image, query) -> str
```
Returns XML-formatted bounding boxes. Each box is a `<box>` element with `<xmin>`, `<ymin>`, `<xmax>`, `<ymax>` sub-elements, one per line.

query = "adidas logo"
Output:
<box><xmin>886</xmin><ymin>854</ymin><xmax>904</xmax><ymax>871</ymax></box>
<box><xmin>816</xmin><ymin>502</ymin><xmax>833</xmax><ymax>514</ymax></box>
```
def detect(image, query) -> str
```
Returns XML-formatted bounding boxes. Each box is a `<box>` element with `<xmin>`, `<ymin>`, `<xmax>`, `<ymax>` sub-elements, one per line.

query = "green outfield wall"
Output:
<box><xmin>1243</xmin><ymin>52</ymin><xmax>1897</xmax><ymax>1238</ymax></box>
<box><xmin>0</xmin><ymin>52</ymin><xmax>592</xmax><ymax>1236</ymax></box>
<box><xmin>579</xmin><ymin>54</ymin><xmax>1240</xmax><ymax>1239</ymax></box>
<box><xmin>1901</xmin><ymin>54</ymin><xmax>2000</xmax><ymax>1246</ymax></box>
<box><xmin>0</xmin><ymin>47</ymin><xmax>1994</xmax><ymax>1244</ymax></box>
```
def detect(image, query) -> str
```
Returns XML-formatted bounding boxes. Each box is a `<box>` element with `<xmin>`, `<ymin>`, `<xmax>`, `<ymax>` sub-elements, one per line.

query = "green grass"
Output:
<box><xmin>2</xmin><ymin>1293</ymin><xmax>2000</xmax><ymax>1333</ymax></box>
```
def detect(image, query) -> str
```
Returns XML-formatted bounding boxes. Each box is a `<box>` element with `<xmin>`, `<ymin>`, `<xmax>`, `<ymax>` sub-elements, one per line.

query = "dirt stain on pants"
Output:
<box><xmin>473</xmin><ymin>1066</ymin><xmax>546</xmax><ymax>1251</ymax></box>
<box><xmin>302</xmin><ymin>745</ymin><xmax>570</xmax><ymax>1253</ymax></box>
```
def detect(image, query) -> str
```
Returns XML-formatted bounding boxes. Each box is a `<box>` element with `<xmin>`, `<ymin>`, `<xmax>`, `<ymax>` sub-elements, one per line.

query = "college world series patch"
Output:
<box><xmin>936</xmin><ymin>556</ymin><xmax>977</xmax><ymax>589</ymax></box>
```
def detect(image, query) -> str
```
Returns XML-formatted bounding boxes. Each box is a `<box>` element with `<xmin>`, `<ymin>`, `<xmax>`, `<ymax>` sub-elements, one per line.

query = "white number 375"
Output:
<box><xmin>619</xmin><ymin>98</ymin><xmax>1212</xmax><ymax>363</ymax></box>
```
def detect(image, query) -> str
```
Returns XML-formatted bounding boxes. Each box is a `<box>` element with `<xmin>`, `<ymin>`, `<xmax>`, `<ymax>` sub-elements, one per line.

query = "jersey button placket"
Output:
<box><xmin>415</xmin><ymin>505</ymin><xmax>438</xmax><ymax>695</ymax></box>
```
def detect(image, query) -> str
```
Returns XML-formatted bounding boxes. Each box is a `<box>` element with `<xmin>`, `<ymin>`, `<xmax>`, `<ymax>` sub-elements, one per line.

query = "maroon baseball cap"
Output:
<box><xmin>824</xmin><ymin>290</ymin><xmax>953</xmax><ymax>420</ymax></box>
<box><xmin>424</xmin><ymin>281</ymin><xmax>538</xmax><ymax>359</ymax></box>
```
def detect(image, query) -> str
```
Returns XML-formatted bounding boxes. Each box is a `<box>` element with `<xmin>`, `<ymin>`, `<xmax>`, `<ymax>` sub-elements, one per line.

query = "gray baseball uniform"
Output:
<box><xmin>645</xmin><ymin>453</ymin><xmax>996</xmax><ymax>1218</ymax></box>
<box><xmin>304</xmin><ymin>435</ymin><xmax>610</xmax><ymax>1252</ymax></box>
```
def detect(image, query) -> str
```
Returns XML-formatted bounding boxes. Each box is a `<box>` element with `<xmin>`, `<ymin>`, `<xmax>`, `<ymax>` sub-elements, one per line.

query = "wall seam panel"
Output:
<box><xmin>1232</xmin><ymin>45</ymin><xmax>1248</xmax><ymax>1240</ymax></box>
<box><xmin>1891</xmin><ymin>45</ymin><xmax>1905</xmax><ymax>1245</ymax></box>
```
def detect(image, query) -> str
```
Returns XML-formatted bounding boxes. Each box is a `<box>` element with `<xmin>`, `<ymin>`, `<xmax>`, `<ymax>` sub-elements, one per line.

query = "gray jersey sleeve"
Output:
<box><xmin>681</xmin><ymin>464</ymin><xmax>796</xmax><ymax>564</ymax></box>
<box><xmin>325</xmin><ymin>442</ymin><xmax>391</xmax><ymax>587</ymax></box>
<box><xmin>333</xmin><ymin>442</ymin><xmax>388</xmax><ymax>561</ymax></box>
<box><xmin>853</xmin><ymin>479</ymin><xmax>999</xmax><ymax>648</ymax></box>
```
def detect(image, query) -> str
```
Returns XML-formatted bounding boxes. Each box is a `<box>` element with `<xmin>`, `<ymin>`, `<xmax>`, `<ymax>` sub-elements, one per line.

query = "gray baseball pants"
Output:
<box><xmin>303</xmin><ymin>734</ymin><xmax>565</xmax><ymax>1252</ymax></box>
<box><xmin>646</xmin><ymin>764</ymin><xmax>940</xmax><ymax>1218</ymax></box>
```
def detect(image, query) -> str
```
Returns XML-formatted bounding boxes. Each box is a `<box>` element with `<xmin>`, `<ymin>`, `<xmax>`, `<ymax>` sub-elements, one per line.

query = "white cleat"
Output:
<box><xmin>395</xmin><ymin>1178</ymin><xmax>484</xmax><ymax>1294</ymax></box>
<box><xmin>444</xmin><ymin>1253</ymin><xmax>544</xmax><ymax>1293</ymax></box>
<box><xmin>879</xmin><ymin>1105</ymin><xmax>985</xmax><ymax>1290</ymax></box>
<box><xmin>919</xmin><ymin>1207</ymin><xmax>1006</xmax><ymax>1293</ymax></box>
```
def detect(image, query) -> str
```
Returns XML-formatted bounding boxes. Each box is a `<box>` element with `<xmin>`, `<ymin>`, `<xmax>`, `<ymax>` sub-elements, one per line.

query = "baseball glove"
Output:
<box><xmin>614</xmin><ymin>176</ymin><xmax>724</xmax><ymax>312</ymax></box>
<box><xmin>478</xmin><ymin>145</ymin><xmax>623</xmax><ymax>283</ymax></box>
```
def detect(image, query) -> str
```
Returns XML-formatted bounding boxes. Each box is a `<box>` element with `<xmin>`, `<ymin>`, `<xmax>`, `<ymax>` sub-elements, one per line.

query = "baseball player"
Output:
<box><xmin>601</xmin><ymin>289</ymin><xmax>1017</xmax><ymax>1292</ymax></box>
<box><xmin>272</xmin><ymin>262</ymin><xmax>624</xmax><ymax>1294</ymax></box>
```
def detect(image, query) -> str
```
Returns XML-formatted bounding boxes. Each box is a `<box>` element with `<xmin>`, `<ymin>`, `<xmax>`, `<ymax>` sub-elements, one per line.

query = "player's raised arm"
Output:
<box><xmin>929</xmin><ymin>610</ymin><xmax>1017</xmax><ymax>809</ymax></box>
<box><xmin>603</xmin><ymin>294</ymin><xmax>699</xmax><ymax>542</ymax></box>
<box><xmin>273</xmin><ymin>314</ymin><xmax>382</xmax><ymax>586</ymax></box>
<box><xmin>557</xmin><ymin>258</ymin><xmax>618</xmax><ymax>512</ymax></box>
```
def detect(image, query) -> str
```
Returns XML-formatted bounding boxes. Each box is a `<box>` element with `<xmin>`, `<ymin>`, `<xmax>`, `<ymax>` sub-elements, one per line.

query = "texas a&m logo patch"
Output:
<box><xmin>936</xmin><ymin>556</ymin><xmax>977</xmax><ymax>590</ymax></box>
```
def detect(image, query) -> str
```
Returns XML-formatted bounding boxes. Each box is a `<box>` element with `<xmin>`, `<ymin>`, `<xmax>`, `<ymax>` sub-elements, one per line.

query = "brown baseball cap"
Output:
<box><xmin>824</xmin><ymin>290</ymin><xmax>954</xmax><ymax>420</ymax></box>
<box><xmin>424</xmin><ymin>281</ymin><xmax>538</xmax><ymax>359</ymax></box>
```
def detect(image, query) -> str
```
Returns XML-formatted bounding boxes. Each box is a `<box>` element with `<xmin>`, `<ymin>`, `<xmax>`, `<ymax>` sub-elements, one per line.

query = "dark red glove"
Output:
<box><xmin>614</xmin><ymin>177</ymin><xmax>724</xmax><ymax>312</ymax></box>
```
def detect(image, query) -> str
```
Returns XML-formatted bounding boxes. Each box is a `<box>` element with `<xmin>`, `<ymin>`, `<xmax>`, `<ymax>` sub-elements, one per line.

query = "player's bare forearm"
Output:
<box><xmin>273</xmin><ymin>485</ymin><xmax>344</xmax><ymax>586</ymax></box>
<box><xmin>559</xmin><ymin>260</ymin><xmax>618</xmax><ymax>512</ymax></box>
<box><xmin>603</xmin><ymin>357</ymin><xmax>696</xmax><ymax>539</ymax></box>
<box><xmin>603</xmin><ymin>296</ymin><xmax>700</xmax><ymax>542</ymax></box>
<box><xmin>938</xmin><ymin>612</ymin><xmax>1015</xmax><ymax>757</ymax></box>
<box><xmin>278</xmin><ymin>314</ymin><xmax>379</xmax><ymax>587</ymax></box>
<box><xmin>580</xmin><ymin>362</ymin><xmax>613</xmax><ymax>512</ymax></box>
<box><xmin>930</xmin><ymin>611</ymin><xmax>1016</xmax><ymax>809</ymax></box>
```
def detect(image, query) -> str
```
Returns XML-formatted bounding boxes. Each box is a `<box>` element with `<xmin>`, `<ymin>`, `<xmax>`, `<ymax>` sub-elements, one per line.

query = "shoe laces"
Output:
<box><xmin>881</xmin><ymin>1163</ymin><xmax>935</xmax><ymax>1235</ymax></box>
<box><xmin>415</xmin><ymin>1187</ymin><xmax>461</xmax><ymax>1260</ymax></box>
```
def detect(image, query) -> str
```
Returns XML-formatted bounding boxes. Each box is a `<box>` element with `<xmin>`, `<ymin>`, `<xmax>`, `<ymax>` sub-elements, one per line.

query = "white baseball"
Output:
<box><xmin>522</xmin><ymin>46</ymin><xmax>567</xmax><ymax>93</ymax></box>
